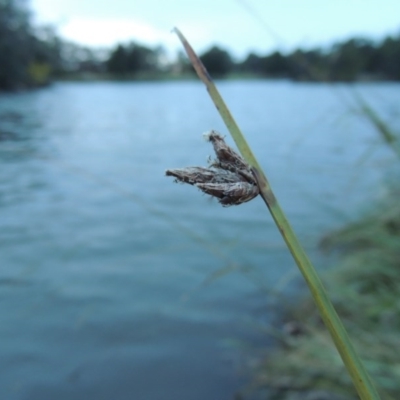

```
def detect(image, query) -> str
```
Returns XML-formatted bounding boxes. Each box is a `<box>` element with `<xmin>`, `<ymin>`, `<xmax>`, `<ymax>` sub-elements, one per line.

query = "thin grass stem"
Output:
<box><xmin>173</xmin><ymin>27</ymin><xmax>381</xmax><ymax>400</ymax></box>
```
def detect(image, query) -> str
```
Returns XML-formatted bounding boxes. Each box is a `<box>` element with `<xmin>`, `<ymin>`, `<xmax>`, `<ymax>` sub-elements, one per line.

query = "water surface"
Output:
<box><xmin>0</xmin><ymin>80</ymin><xmax>398</xmax><ymax>400</ymax></box>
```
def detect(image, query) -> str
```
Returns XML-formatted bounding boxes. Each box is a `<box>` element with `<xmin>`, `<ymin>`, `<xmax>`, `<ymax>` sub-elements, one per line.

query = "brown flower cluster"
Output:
<box><xmin>165</xmin><ymin>131</ymin><xmax>259</xmax><ymax>206</ymax></box>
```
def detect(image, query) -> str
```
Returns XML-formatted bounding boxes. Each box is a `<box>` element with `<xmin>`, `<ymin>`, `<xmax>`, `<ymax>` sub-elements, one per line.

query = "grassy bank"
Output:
<box><xmin>249</xmin><ymin>188</ymin><xmax>400</xmax><ymax>399</ymax></box>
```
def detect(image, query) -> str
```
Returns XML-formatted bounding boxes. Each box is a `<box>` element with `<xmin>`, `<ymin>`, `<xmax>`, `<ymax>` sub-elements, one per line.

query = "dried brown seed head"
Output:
<box><xmin>166</xmin><ymin>166</ymin><xmax>249</xmax><ymax>185</ymax></box>
<box><xmin>166</xmin><ymin>132</ymin><xmax>259</xmax><ymax>206</ymax></box>
<box><xmin>205</xmin><ymin>130</ymin><xmax>256</xmax><ymax>184</ymax></box>
<box><xmin>197</xmin><ymin>181</ymin><xmax>259</xmax><ymax>206</ymax></box>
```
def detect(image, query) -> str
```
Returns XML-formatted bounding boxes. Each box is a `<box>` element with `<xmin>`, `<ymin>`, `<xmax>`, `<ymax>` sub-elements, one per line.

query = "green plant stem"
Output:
<box><xmin>173</xmin><ymin>27</ymin><xmax>380</xmax><ymax>400</ymax></box>
<box><xmin>352</xmin><ymin>91</ymin><xmax>400</xmax><ymax>160</ymax></box>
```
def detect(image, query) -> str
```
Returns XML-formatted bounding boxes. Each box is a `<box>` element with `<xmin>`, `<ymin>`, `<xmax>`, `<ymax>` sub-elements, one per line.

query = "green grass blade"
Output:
<box><xmin>352</xmin><ymin>91</ymin><xmax>400</xmax><ymax>159</ymax></box>
<box><xmin>173</xmin><ymin>27</ymin><xmax>380</xmax><ymax>400</ymax></box>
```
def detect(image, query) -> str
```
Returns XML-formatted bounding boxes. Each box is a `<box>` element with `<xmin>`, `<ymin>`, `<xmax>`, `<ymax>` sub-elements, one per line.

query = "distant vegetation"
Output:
<box><xmin>0</xmin><ymin>0</ymin><xmax>61</xmax><ymax>90</ymax></box>
<box><xmin>106</xmin><ymin>36</ymin><xmax>400</xmax><ymax>82</ymax></box>
<box><xmin>1</xmin><ymin>0</ymin><xmax>400</xmax><ymax>90</ymax></box>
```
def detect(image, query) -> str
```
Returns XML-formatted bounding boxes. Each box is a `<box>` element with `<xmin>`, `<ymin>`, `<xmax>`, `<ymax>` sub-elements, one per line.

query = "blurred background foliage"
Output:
<box><xmin>1</xmin><ymin>0</ymin><xmax>400</xmax><ymax>90</ymax></box>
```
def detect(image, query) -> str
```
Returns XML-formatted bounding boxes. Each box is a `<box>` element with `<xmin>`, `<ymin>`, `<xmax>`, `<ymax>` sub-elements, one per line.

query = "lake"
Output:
<box><xmin>0</xmin><ymin>80</ymin><xmax>398</xmax><ymax>400</ymax></box>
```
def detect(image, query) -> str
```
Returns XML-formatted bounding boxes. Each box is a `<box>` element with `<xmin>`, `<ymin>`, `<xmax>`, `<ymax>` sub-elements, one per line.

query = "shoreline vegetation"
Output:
<box><xmin>1</xmin><ymin>1</ymin><xmax>400</xmax><ymax>91</ymax></box>
<box><xmin>5</xmin><ymin>35</ymin><xmax>400</xmax><ymax>90</ymax></box>
<box><xmin>54</xmin><ymin>71</ymin><xmax>400</xmax><ymax>84</ymax></box>
<box><xmin>249</xmin><ymin>188</ymin><xmax>400</xmax><ymax>400</ymax></box>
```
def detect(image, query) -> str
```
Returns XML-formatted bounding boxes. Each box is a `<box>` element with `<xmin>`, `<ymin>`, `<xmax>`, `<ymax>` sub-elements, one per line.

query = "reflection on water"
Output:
<box><xmin>0</xmin><ymin>81</ymin><xmax>398</xmax><ymax>400</ymax></box>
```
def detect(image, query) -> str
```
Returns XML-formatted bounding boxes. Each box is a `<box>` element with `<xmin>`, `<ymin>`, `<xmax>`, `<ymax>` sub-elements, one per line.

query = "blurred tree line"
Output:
<box><xmin>0</xmin><ymin>0</ymin><xmax>107</xmax><ymax>90</ymax></box>
<box><xmin>1</xmin><ymin>0</ymin><xmax>400</xmax><ymax>91</ymax></box>
<box><xmin>203</xmin><ymin>36</ymin><xmax>400</xmax><ymax>81</ymax></box>
<box><xmin>0</xmin><ymin>0</ymin><xmax>61</xmax><ymax>89</ymax></box>
<box><xmin>106</xmin><ymin>34</ymin><xmax>400</xmax><ymax>81</ymax></box>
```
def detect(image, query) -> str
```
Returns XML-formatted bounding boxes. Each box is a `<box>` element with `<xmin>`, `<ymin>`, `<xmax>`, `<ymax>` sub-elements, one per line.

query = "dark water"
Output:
<box><xmin>0</xmin><ymin>81</ymin><xmax>398</xmax><ymax>400</ymax></box>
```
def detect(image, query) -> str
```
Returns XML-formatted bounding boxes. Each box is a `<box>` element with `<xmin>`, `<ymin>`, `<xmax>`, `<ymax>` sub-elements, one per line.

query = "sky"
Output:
<box><xmin>31</xmin><ymin>0</ymin><xmax>400</xmax><ymax>59</ymax></box>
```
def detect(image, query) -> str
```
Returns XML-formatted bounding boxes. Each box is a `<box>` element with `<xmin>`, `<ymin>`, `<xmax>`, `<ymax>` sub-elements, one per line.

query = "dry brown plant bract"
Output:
<box><xmin>165</xmin><ymin>131</ymin><xmax>259</xmax><ymax>206</ymax></box>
